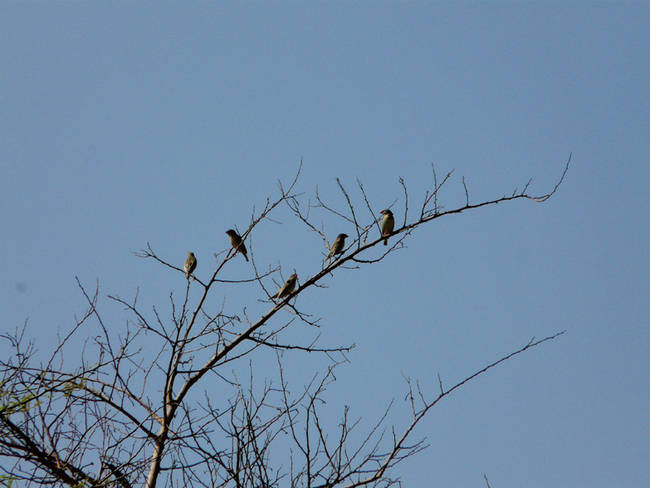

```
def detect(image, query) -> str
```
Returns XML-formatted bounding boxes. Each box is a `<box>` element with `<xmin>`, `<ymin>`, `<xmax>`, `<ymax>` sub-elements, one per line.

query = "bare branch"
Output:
<box><xmin>1</xmin><ymin>158</ymin><xmax>570</xmax><ymax>488</ymax></box>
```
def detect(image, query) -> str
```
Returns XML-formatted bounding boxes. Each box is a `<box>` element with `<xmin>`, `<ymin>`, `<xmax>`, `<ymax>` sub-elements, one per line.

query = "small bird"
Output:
<box><xmin>327</xmin><ymin>233</ymin><xmax>348</xmax><ymax>259</ymax></box>
<box><xmin>379</xmin><ymin>209</ymin><xmax>394</xmax><ymax>245</ymax></box>
<box><xmin>273</xmin><ymin>273</ymin><xmax>297</xmax><ymax>300</ymax></box>
<box><xmin>103</xmin><ymin>462</ymin><xmax>130</xmax><ymax>488</ymax></box>
<box><xmin>225</xmin><ymin>229</ymin><xmax>249</xmax><ymax>262</ymax></box>
<box><xmin>184</xmin><ymin>252</ymin><xmax>197</xmax><ymax>279</ymax></box>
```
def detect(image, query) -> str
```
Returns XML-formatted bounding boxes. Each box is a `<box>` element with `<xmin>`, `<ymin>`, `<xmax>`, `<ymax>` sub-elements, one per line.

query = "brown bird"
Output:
<box><xmin>327</xmin><ymin>233</ymin><xmax>348</xmax><ymax>259</ymax></box>
<box><xmin>225</xmin><ymin>229</ymin><xmax>249</xmax><ymax>262</ymax></box>
<box><xmin>273</xmin><ymin>273</ymin><xmax>297</xmax><ymax>300</ymax></box>
<box><xmin>379</xmin><ymin>209</ymin><xmax>394</xmax><ymax>245</ymax></box>
<box><xmin>184</xmin><ymin>252</ymin><xmax>197</xmax><ymax>279</ymax></box>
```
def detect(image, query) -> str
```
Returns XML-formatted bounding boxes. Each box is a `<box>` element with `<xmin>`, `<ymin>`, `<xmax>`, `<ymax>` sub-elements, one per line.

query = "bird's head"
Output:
<box><xmin>339</xmin><ymin>233</ymin><xmax>349</xmax><ymax>239</ymax></box>
<box><xmin>225</xmin><ymin>229</ymin><xmax>236</xmax><ymax>236</ymax></box>
<box><xmin>289</xmin><ymin>273</ymin><xmax>297</xmax><ymax>280</ymax></box>
<box><xmin>188</xmin><ymin>252</ymin><xmax>195</xmax><ymax>257</ymax></box>
<box><xmin>379</xmin><ymin>209</ymin><xmax>393</xmax><ymax>216</ymax></box>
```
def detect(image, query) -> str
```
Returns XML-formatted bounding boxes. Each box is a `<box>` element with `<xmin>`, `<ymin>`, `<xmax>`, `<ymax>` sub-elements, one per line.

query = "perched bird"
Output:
<box><xmin>379</xmin><ymin>209</ymin><xmax>394</xmax><ymax>245</ymax></box>
<box><xmin>273</xmin><ymin>273</ymin><xmax>298</xmax><ymax>300</ymax></box>
<box><xmin>184</xmin><ymin>252</ymin><xmax>197</xmax><ymax>279</ymax></box>
<box><xmin>103</xmin><ymin>462</ymin><xmax>130</xmax><ymax>488</ymax></box>
<box><xmin>327</xmin><ymin>233</ymin><xmax>349</xmax><ymax>259</ymax></box>
<box><xmin>225</xmin><ymin>229</ymin><xmax>249</xmax><ymax>262</ymax></box>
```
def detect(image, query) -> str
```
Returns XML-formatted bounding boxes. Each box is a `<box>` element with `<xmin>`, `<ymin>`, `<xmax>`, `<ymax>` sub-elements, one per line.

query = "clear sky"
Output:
<box><xmin>1</xmin><ymin>2</ymin><xmax>648</xmax><ymax>487</ymax></box>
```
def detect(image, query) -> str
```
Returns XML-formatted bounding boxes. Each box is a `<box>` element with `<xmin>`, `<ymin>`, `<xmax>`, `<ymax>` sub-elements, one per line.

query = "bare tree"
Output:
<box><xmin>0</xmin><ymin>156</ymin><xmax>571</xmax><ymax>487</ymax></box>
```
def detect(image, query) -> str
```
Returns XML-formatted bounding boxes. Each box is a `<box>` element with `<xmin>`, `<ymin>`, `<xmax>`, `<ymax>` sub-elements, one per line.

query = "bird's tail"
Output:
<box><xmin>383</xmin><ymin>238</ymin><xmax>388</xmax><ymax>246</ymax></box>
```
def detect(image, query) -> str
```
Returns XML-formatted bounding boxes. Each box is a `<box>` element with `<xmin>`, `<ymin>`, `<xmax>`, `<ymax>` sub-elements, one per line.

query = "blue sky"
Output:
<box><xmin>1</xmin><ymin>2</ymin><xmax>648</xmax><ymax>487</ymax></box>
